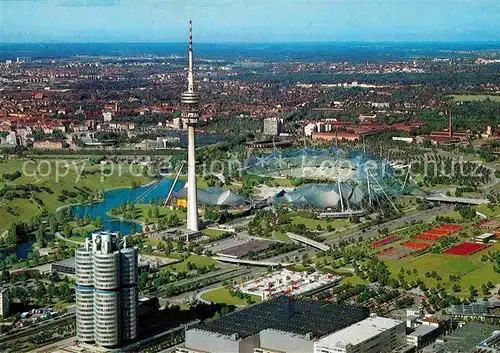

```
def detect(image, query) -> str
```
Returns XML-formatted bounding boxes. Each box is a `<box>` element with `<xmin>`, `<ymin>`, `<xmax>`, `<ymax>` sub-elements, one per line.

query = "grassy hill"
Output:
<box><xmin>0</xmin><ymin>158</ymin><xmax>150</xmax><ymax>231</ymax></box>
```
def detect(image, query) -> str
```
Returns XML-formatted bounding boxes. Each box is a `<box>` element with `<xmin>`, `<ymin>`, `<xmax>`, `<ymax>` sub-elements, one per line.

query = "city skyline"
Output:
<box><xmin>1</xmin><ymin>0</ymin><xmax>499</xmax><ymax>43</ymax></box>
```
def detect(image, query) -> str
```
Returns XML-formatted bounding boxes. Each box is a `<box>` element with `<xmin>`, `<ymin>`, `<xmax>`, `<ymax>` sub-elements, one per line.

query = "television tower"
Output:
<box><xmin>181</xmin><ymin>20</ymin><xmax>199</xmax><ymax>232</ymax></box>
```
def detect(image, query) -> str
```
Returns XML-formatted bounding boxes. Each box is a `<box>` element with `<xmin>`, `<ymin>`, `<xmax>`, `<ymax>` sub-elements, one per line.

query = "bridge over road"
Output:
<box><xmin>212</xmin><ymin>256</ymin><xmax>292</xmax><ymax>267</ymax></box>
<box><xmin>286</xmin><ymin>233</ymin><xmax>331</xmax><ymax>251</ymax></box>
<box><xmin>425</xmin><ymin>195</ymin><xmax>490</xmax><ymax>205</ymax></box>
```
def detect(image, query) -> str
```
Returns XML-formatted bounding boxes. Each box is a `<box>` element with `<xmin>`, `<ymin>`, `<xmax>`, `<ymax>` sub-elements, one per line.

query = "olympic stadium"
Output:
<box><xmin>165</xmin><ymin>148</ymin><xmax>414</xmax><ymax>216</ymax></box>
<box><xmin>244</xmin><ymin>148</ymin><xmax>415</xmax><ymax>215</ymax></box>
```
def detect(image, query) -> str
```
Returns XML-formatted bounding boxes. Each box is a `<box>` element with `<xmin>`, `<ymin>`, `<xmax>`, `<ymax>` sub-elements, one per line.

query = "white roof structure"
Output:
<box><xmin>315</xmin><ymin>316</ymin><xmax>403</xmax><ymax>348</ymax></box>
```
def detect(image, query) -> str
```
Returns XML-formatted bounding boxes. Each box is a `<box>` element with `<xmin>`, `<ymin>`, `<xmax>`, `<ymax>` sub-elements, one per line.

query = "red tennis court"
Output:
<box><xmin>443</xmin><ymin>242</ymin><xmax>487</xmax><ymax>256</ymax></box>
<box><xmin>403</xmin><ymin>241</ymin><xmax>431</xmax><ymax>250</ymax></box>
<box><xmin>371</xmin><ymin>236</ymin><xmax>399</xmax><ymax>248</ymax></box>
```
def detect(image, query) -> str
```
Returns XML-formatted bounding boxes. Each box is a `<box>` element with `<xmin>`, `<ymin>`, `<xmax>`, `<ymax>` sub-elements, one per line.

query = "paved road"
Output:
<box><xmin>165</xmin><ymin>267</ymin><xmax>265</xmax><ymax>305</ymax></box>
<box><xmin>55</xmin><ymin>232</ymin><xmax>83</xmax><ymax>245</ymax></box>
<box><xmin>323</xmin><ymin>204</ymin><xmax>453</xmax><ymax>246</ymax></box>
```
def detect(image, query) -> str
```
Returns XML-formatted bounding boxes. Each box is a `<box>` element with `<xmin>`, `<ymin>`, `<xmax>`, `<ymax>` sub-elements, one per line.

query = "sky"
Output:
<box><xmin>1</xmin><ymin>0</ymin><xmax>499</xmax><ymax>43</ymax></box>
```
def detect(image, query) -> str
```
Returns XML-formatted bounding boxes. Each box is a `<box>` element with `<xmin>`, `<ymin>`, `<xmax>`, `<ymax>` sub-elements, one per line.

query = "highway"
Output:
<box><xmin>262</xmin><ymin>204</ymin><xmax>453</xmax><ymax>265</ymax></box>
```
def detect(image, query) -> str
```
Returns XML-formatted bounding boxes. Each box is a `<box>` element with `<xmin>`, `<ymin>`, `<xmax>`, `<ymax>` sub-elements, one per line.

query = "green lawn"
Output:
<box><xmin>439</xmin><ymin>210</ymin><xmax>463</xmax><ymax>221</ymax></box>
<box><xmin>133</xmin><ymin>204</ymin><xmax>186</xmax><ymax>224</ymax></box>
<box><xmin>201</xmin><ymin>287</ymin><xmax>261</xmax><ymax>305</ymax></box>
<box><xmin>72</xmin><ymin>223</ymin><xmax>98</xmax><ymax>236</ymax></box>
<box><xmin>385</xmin><ymin>243</ymin><xmax>500</xmax><ymax>296</ymax></box>
<box><xmin>274</xmin><ymin>232</ymin><xmax>291</xmax><ymax>242</ymax></box>
<box><xmin>0</xmin><ymin>158</ymin><xmax>151</xmax><ymax>231</ymax></box>
<box><xmin>474</xmin><ymin>205</ymin><xmax>500</xmax><ymax>218</ymax></box>
<box><xmin>289</xmin><ymin>212</ymin><xmax>350</xmax><ymax>230</ymax></box>
<box><xmin>201</xmin><ymin>228</ymin><xmax>229</xmax><ymax>239</ymax></box>
<box><xmin>341</xmin><ymin>274</ymin><xmax>368</xmax><ymax>285</ymax></box>
<box><xmin>68</xmin><ymin>234</ymin><xmax>87</xmax><ymax>243</ymax></box>
<box><xmin>452</xmin><ymin>94</ymin><xmax>500</xmax><ymax>102</ymax></box>
<box><xmin>164</xmin><ymin>255</ymin><xmax>218</xmax><ymax>272</ymax></box>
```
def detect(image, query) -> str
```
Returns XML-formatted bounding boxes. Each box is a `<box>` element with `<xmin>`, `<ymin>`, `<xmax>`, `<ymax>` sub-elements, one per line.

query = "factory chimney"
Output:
<box><xmin>448</xmin><ymin>109</ymin><xmax>453</xmax><ymax>138</ymax></box>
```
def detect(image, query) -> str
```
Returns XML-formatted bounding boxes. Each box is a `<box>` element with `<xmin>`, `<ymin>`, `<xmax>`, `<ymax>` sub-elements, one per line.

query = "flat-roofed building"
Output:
<box><xmin>475</xmin><ymin>232</ymin><xmax>495</xmax><ymax>244</ymax></box>
<box><xmin>407</xmin><ymin>324</ymin><xmax>440</xmax><ymax>348</ymax></box>
<box><xmin>51</xmin><ymin>257</ymin><xmax>76</xmax><ymax>275</ymax></box>
<box><xmin>179</xmin><ymin>296</ymin><xmax>369</xmax><ymax>353</ymax></box>
<box><xmin>314</xmin><ymin>316</ymin><xmax>406</xmax><ymax>353</ymax></box>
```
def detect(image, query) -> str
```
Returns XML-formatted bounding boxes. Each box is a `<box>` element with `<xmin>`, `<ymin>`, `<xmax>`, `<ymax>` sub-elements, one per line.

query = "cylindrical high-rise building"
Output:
<box><xmin>120</xmin><ymin>247</ymin><xmax>138</xmax><ymax>342</ymax></box>
<box><xmin>75</xmin><ymin>232</ymin><xmax>138</xmax><ymax>348</ymax></box>
<box><xmin>75</xmin><ymin>286</ymin><xmax>94</xmax><ymax>342</ymax></box>
<box><xmin>75</xmin><ymin>246</ymin><xmax>94</xmax><ymax>343</ymax></box>
<box><xmin>181</xmin><ymin>20</ymin><xmax>200</xmax><ymax>233</ymax></box>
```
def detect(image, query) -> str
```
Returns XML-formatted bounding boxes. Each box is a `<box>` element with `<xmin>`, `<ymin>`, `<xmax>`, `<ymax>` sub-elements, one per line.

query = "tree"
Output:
<box><xmin>94</xmin><ymin>216</ymin><xmax>103</xmax><ymax>229</ymax></box>
<box><xmin>63</xmin><ymin>224</ymin><xmax>72</xmax><ymax>238</ymax></box>
<box><xmin>5</xmin><ymin>223</ymin><xmax>20</xmax><ymax>247</ymax></box>
<box><xmin>75</xmin><ymin>214</ymin><xmax>82</xmax><ymax>227</ymax></box>
<box><xmin>36</xmin><ymin>226</ymin><xmax>47</xmax><ymax>248</ymax></box>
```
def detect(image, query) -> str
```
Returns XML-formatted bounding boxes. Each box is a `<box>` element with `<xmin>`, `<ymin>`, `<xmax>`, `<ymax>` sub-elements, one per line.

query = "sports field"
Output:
<box><xmin>452</xmin><ymin>94</ymin><xmax>500</xmax><ymax>102</ymax></box>
<box><xmin>385</xmin><ymin>242</ymin><xmax>499</xmax><ymax>295</ymax></box>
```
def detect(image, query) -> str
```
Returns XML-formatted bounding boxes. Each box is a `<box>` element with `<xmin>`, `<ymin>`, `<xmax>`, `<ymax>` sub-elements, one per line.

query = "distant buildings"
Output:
<box><xmin>32</xmin><ymin>139</ymin><xmax>65</xmax><ymax>150</ymax></box>
<box><xmin>263</xmin><ymin>117</ymin><xmax>285</xmax><ymax>136</ymax></box>
<box><xmin>307</xmin><ymin>121</ymin><xmax>424</xmax><ymax>142</ymax></box>
<box><xmin>0</xmin><ymin>288</ymin><xmax>9</xmax><ymax>318</ymax></box>
<box><xmin>313</xmin><ymin>316</ymin><xmax>406</xmax><ymax>353</ymax></box>
<box><xmin>75</xmin><ymin>231</ymin><xmax>138</xmax><ymax>348</ymax></box>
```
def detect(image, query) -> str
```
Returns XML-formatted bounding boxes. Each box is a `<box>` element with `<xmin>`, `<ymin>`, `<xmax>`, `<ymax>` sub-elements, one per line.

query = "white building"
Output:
<box><xmin>263</xmin><ymin>117</ymin><xmax>284</xmax><ymax>136</ymax></box>
<box><xmin>102</xmin><ymin>111</ymin><xmax>113</xmax><ymax>122</ymax></box>
<box><xmin>474</xmin><ymin>233</ymin><xmax>495</xmax><ymax>243</ymax></box>
<box><xmin>313</xmin><ymin>316</ymin><xmax>406</xmax><ymax>353</ymax></box>
<box><xmin>370</xmin><ymin>102</ymin><xmax>390</xmax><ymax>109</ymax></box>
<box><xmin>392</xmin><ymin>136</ymin><xmax>414</xmax><ymax>144</ymax></box>
<box><xmin>0</xmin><ymin>288</ymin><xmax>9</xmax><ymax>318</ymax></box>
<box><xmin>407</xmin><ymin>324</ymin><xmax>440</xmax><ymax>348</ymax></box>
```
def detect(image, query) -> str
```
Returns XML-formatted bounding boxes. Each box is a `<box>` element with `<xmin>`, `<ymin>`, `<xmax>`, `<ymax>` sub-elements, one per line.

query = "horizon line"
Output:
<box><xmin>2</xmin><ymin>40</ymin><xmax>500</xmax><ymax>45</ymax></box>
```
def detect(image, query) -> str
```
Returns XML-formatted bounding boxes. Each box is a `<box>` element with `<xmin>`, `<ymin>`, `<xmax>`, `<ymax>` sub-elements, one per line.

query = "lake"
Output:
<box><xmin>71</xmin><ymin>178</ymin><xmax>185</xmax><ymax>235</ymax></box>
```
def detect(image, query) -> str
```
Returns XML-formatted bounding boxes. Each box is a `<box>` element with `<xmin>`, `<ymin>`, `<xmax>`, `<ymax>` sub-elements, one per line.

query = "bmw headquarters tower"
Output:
<box><xmin>75</xmin><ymin>231</ymin><xmax>138</xmax><ymax>348</ymax></box>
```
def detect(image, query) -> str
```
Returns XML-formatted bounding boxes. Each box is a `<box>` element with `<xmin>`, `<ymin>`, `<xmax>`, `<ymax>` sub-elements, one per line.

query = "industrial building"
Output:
<box><xmin>422</xmin><ymin>322</ymin><xmax>500</xmax><ymax>353</ymax></box>
<box><xmin>75</xmin><ymin>231</ymin><xmax>138</xmax><ymax>348</ymax></box>
<box><xmin>178</xmin><ymin>296</ymin><xmax>369</xmax><ymax>353</ymax></box>
<box><xmin>313</xmin><ymin>316</ymin><xmax>406</xmax><ymax>353</ymax></box>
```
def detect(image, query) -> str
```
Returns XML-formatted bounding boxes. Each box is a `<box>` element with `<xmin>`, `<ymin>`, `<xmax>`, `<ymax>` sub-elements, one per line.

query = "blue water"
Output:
<box><xmin>4</xmin><ymin>238</ymin><xmax>36</xmax><ymax>261</ymax></box>
<box><xmin>71</xmin><ymin>178</ymin><xmax>185</xmax><ymax>235</ymax></box>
